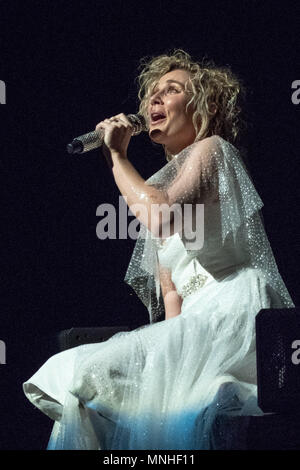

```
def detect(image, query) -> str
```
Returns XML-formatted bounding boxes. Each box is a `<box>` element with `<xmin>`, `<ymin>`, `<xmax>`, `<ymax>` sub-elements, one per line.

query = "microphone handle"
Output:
<box><xmin>67</xmin><ymin>114</ymin><xmax>146</xmax><ymax>155</ymax></box>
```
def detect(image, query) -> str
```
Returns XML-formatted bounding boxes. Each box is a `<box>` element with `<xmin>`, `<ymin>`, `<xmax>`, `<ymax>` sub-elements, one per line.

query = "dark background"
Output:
<box><xmin>0</xmin><ymin>0</ymin><xmax>299</xmax><ymax>450</ymax></box>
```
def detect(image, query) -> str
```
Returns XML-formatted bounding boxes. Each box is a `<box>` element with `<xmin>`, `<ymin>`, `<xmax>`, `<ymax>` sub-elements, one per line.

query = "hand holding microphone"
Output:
<box><xmin>66</xmin><ymin>113</ymin><xmax>146</xmax><ymax>155</ymax></box>
<box><xmin>96</xmin><ymin>113</ymin><xmax>136</xmax><ymax>157</ymax></box>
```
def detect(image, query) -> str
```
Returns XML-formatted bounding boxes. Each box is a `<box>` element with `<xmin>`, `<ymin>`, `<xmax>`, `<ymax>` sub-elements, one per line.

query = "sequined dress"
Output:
<box><xmin>22</xmin><ymin>136</ymin><xmax>294</xmax><ymax>450</ymax></box>
<box><xmin>23</xmin><ymin>210</ymin><xmax>288</xmax><ymax>450</ymax></box>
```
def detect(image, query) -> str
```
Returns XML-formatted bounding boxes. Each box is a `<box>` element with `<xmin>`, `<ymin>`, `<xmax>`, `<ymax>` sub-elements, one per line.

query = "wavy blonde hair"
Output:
<box><xmin>136</xmin><ymin>49</ymin><xmax>247</xmax><ymax>161</ymax></box>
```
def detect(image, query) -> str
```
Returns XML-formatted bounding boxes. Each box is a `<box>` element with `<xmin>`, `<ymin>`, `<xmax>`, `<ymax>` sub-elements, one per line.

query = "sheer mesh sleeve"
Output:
<box><xmin>125</xmin><ymin>135</ymin><xmax>295</xmax><ymax>324</ymax></box>
<box><xmin>158</xmin><ymin>262</ymin><xmax>177</xmax><ymax>299</ymax></box>
<box><xmin>146</xmin><ymin>136</ymin><xmax>220</xmax><ymax>241</ymax></box>
<box><xmin>165</xmin><ymin>136</ymin><xmax>219</xmax><ymax>207</ymax></box>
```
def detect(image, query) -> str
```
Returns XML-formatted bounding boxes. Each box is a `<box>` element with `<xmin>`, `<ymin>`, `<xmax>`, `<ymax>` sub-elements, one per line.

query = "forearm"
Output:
<box><xmin>110</xmin><ymin>151</ymin><xmax>168</xmax><ymax>234</ymax></box>
<box><xmin>164</xmin><ymin>290</ymin><xmax>183</xmax><ymax>320</ymax></box>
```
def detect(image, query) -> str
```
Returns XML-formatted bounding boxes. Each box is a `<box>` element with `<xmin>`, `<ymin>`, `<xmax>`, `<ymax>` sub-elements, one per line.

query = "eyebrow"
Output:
<box><xmin>152</xmin><ymin>79</ymin><xmax>185</xmax><ymax>93</ymax></box>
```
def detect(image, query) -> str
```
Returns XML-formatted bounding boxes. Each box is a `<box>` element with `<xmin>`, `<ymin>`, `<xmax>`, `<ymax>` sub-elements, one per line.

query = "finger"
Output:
<box><xmin>107</xmin><ymin>119</ymin><xmax>131</xmax><ymax>131</ymax></box>
<box><xmin>97</xmin><ymin>117</ymin><xmax>115</xmax><ymax>126</ymax></box>
<box><xmin>95</xmin><ymin>120</ymin><xmax>112</xmax><ymax>131</ymax></box>
<box><xmin>108</xmin><ymin>122</ymin><xmax>123</xmax><ymax>128</ymax></box>
<box><xmin>105</xmin><ymin>120</ymin><xmax>124</xmax><ymax>128</ymax></box>
<box><xmin>95</xmin><ymin>123</ymin><xmax>104</xmax><ymax>133</ymax></box>
<box><xmin>106</xmin><ymin>116</ymin><xmax>120</xmax><ymax>123</ymax></box>
<box><xmin>115</xmin><ymin>113</ymin><xmax>133</xmax><ymax>127</ymax></box>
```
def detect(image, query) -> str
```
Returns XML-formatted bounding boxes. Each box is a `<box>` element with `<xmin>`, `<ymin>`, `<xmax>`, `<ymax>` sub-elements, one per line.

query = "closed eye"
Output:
<box><xmin>166</xmin><ymin>85</ymin><xmax>180</xmax><ymax>93</ymax></box>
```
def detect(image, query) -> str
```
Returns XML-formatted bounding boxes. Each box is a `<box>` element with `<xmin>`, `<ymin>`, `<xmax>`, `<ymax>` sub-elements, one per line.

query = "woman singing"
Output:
<box><xmin>23</xmin><ymin>49</ymin><xmax>295</xmax><ymax>450</ymax></box>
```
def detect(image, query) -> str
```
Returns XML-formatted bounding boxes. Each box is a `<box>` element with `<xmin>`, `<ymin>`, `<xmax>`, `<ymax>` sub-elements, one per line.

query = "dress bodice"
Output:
<box><xmin>157</xmin><ymin>200</ymin><xmax>251</xmax><ymax>295</ymax></box>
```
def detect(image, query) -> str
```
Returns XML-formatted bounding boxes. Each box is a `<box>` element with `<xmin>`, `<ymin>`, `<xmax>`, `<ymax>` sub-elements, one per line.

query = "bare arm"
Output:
<box><xmin>106</xmin><ymin>149</ymin><xmax>169</xmax><ymax>236</ymax></box>
<box><xmin>97</xmin><ymin>114</ymin><xmax>169</xmax><ymax>237</ymax></box>
<box><xmin>164</xmin><ymin>290</ymin><xmax>183</xmax><ymax>320</ymax></box>
<box><xmin>99</xmin><ymin>116</ymin><xmax>219</xmax><ymax>238</ymax></box>
<box><xmin>159</xmin><ymin>263</ymin><xmax>183</xmax><ymax>320</ymax></box>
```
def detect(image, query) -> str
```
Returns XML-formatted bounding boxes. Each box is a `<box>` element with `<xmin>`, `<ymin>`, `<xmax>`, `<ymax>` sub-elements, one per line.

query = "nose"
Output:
<box><xmin>148</xmin><ymin>90</ymin><xmax>164</xmax><ymax>120</ymax></box>
<box><xmin>149</xmin><ymin>89</ymin><xmax>164</xmax><ymax>106</ymax></box>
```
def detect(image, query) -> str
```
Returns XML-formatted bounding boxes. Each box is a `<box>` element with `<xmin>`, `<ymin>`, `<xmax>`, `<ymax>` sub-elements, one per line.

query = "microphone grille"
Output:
<box><xmin>128</xmin><ymin>114</ymin><xmax>147</xmax><ymax>134</ymax></box>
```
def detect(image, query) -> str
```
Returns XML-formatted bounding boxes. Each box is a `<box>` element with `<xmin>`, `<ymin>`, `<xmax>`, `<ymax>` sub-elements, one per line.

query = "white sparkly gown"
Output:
<box><xmin>23</xmin><ymin>136</ymin><xmax>294</xmax><ymax>450</ymax></box>
<box><xmin>23</xmin><ymin>212</ymin><xmax>287</xmax><ymax>450</ymax></box>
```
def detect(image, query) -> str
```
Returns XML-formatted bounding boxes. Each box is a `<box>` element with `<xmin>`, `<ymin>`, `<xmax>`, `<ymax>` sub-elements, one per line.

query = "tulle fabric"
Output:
<box><xmin>22</xmin><ymin>135</ymin><xmax>295</xmax><ymax>449</ymax></box>
<box><xmin>23</xmin><ymin>264</ymin><xmax>282</xmax><ymax>450</ymax></box>
<box><xmin>124</xmin><ymin>135</ymin><xmax>294</xmax><ymax>324</ymax></box>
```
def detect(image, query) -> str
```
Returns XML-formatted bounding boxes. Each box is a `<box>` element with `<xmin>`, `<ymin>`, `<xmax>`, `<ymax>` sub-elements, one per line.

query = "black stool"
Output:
<box><xmin>56</xmin><ymin>326</ymin><xmax>133</xmax><ymax>351</ymax></box>
<box><xmin>55</xmin><ymin>308</ymin><xmax>300</xmax><ymax>449</ymax></box>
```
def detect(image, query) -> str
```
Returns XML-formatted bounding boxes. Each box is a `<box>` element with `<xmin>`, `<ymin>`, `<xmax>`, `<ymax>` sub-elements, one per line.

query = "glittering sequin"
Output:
<box><xmin>178</xmin><ymin>273</ymin><xmax>209</xmax><ymax>299</ymax></box>
<box><xmin>124</xmin><ymin>135</ymin><xmax>295</xmax><ymax>324</ymax></box>
<box><xmin>23</xmin><ymin>135</ymin><xmax>295</xmax><ymax>452</ymax></box>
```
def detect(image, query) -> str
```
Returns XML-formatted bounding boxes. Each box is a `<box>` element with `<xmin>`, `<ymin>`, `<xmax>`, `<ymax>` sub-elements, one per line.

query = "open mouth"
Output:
<box><xmin>150</xmin><ymin>113</ymin><xmax>167</xmax><ymax>125</ymax></box>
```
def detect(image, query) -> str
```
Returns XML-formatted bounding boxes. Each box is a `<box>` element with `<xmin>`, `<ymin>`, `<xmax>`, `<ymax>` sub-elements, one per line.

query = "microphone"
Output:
<box><xmin>66</xmin><ymin>113</ymin><xmax>147</xmax><ymax>154</ymax></box>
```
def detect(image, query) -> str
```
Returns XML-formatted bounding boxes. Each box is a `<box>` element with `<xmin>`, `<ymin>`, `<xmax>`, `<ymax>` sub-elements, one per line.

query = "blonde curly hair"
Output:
<box><xmin>136</xmin><ymin>49</ymin><xmax>247</xmax><ymax>161</ymax></box>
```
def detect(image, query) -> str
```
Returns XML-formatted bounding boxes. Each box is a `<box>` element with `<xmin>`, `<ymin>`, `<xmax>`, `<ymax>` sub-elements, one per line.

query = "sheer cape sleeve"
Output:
<box><xmin>124</xmin><ymin>135</ymin><xmax>294</xmax><ymax>323</ymax></box>
<box><xmin>158</xmin><ymin>263</ymin><xmax>177</xmax><ymax>299</ymax></box>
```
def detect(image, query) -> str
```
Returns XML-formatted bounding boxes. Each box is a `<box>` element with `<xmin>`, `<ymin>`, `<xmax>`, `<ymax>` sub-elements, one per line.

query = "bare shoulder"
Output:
<box><xmin>186</xmin><ymin>135</ymin><xmax>222</xmax><ymax>166</ymax></box>
<box><xmin>194</xmin><ymin>134</ymin><xmax>221</xmax><ymax>149</ymax></box>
